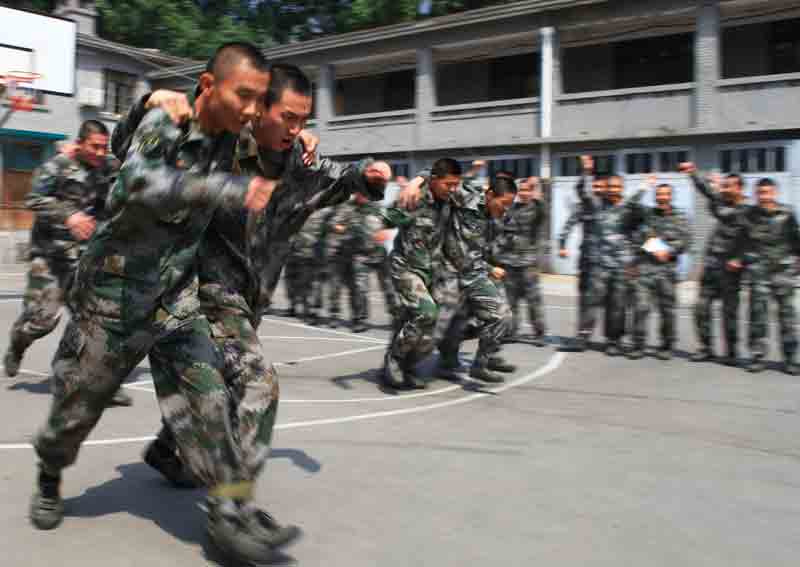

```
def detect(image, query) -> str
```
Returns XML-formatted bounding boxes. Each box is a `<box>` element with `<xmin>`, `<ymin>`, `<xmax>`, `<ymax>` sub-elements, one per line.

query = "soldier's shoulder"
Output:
<box><xmin>38</xmin><ymin>152</ymin><xmax>80</xmax><ymax>179</ymax></box>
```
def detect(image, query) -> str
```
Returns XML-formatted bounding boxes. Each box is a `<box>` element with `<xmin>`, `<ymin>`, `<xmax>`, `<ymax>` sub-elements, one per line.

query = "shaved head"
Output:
<box><xmin>206</xmin><ymin>42</ymin><xmax>269</xmax><ymax>81</ymax></box>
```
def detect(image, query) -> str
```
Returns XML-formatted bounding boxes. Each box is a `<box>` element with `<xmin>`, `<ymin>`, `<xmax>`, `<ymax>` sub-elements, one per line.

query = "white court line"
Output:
<box><xmin>0</xmin><ymin>352</ymin><xmax>566</xmax><ymax>450</ymax></box>
<box><xmin>261</xmin><ymin>317</ymin><xmax>386</xmax><ymax>344</ymax></box>
<box><xmin>275</xmin><ymin>345</ymin><xmax>385</xmax><ymax>366</ymax></box>
<box><xmin>258</xmin><ymin>335</ymin><xmax>385</xmax><ymax>344</ymax></box>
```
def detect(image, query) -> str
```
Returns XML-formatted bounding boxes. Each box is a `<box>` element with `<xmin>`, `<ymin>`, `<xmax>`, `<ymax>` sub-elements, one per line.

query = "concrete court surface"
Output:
<box><xmin>0</xmin><ymin>275</ymin><xmax>799</xmax><ymax>567</ymax></box>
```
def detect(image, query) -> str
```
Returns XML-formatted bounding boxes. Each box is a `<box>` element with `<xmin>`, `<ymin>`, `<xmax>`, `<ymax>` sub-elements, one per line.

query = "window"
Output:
<box><xmin>723</xmin><ymin>18</ymin><xmax>800</xmax><ymax>78</ymax></box>
<box><xmin>769</xmin><ymin>19</ymin><xmax>800</xmax><ymax>74</ymax></box>
<box><xmin>383</xmin><ymin>70</ymin><xmax>415</xmax><ymax>112</ymax></box>
<box><xmin>614</xmin><ymin>33</ymin><xmax>693</xmax><ymax>88</ymax></box>
<box><xmin>559</xmin><ymin>154</ymin><xmax>616</xmax><ymax>176</ymax></box>
<box><xmin>489</xmin><ymin>53</ymin><xmax>540</xmax><ymax>101</ymax></box>
<box><xmin>390</xmin><ymin>162</ymin><xmax>411</xmax><ymax>179</ymax></box>
<box><xmin>624</xmin><ymin>150</ymin><xmax>689</xmax><ymax>173</ymax></box>
<box><xmin>488</xmin><ymin>157</ymin><xmax>539</xmax><ymax>179</ymax></box>
<box><xmin>104</xmin><ymin>69</ymin><xmax>137</xmax><ymax>115</ymax></box>
<box><xmin>625</xmin><ymin>153</ymin><xmax>652</xmax><ymax>174</ymax></box>
<box><xmin>437</xmin><ymin>53</ymin><xmax>540</xmax><ymax>106</ymax></box>
<box><xmin>720</xmin><ymin>147</ymin><xmax>786</xmax><ymax>173</ymax></box>
<box><xmin>336</xmin><ymin>70</ymin><xmax>415</xmax><ymax>115</ymax></box>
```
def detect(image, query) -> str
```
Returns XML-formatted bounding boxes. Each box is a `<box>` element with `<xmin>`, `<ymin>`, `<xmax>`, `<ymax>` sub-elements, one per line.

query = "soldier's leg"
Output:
<box><xmin>631</xmin><ymin>274</ymin><xmax>650</xmax><ymax>352</ymax></box>
<box><xmin>432</xmin><ymin>274</ymin><xmax>463</xmax><ymax>364</ymax></box>
<box><xmin>5</xmin><ymin>257</ymin><xmax>65</xmax><ymax>376</ymax></box>
<box><xmin>375</xmin><ymin>258</ymin><xmax>397</xmax><ymax>317</ymax></box>
<box><xmin>385</xmin><ymin>271</ymin><xmax>438</xmax><ymax>388</ymax></box>
<box><xmin>504</xmin><ymin>267</ymin><xmax>523</xmax><ymax>338</ymax></box>
<box><xmin>747</xmin><ymin>269</ymin><xmax>769</xmax><ymax>371</ymax></box>
<box><xmin>604</xmin><ymin>270</ymin><xmax>626</xmax><ymax>353</ymax></box>
<box><xmin>524</xmin><ymin>266</ymin><xmax>546</xmax><ymax>339</ymax></box>
<box><xmin>656</xmin><ymin>271</ymin><xmax>677</xmax><ymax>358</ymax></box>
<box><xmin>350</xmin><ymin>259</ymin><xmax>369</xmax><ymax>328</ymax></box>
<box><xmin>774</xmin><ymin>279</ymin><xmax>798</xmax><ymax>371</ymax></box>
<box><xmin>327</xmin><ymin>260</ymin><xmax>345</xmax><ymax>321</ymax></box>
<box><xmin>580</xmin><ymin>264</ymin><xmax>604</xmax><ymax>341</ymax></box>
<box><xmin>464</xmin><ymin>277</ymin><xmax>513</xmax><ymax>381</ymax></box>
<box><xmin>721</xmin><ymin>269</ymin><xmax>742</xmax><ymax>359</ymax></box>
<box><xmin>692</xmin><ymin>265</ymin><xmax>722</xmax><ymax>360</ymax></box>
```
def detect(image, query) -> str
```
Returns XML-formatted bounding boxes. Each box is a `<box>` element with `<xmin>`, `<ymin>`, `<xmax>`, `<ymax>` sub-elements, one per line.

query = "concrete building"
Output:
<box><xmin>150</xmin><ymin>0</ymin><xmax>800</xmax><ymax>276</ymax></box>
<box><xmin>0</xmin><ymin>0</ymin><xmax>194</xmax><ymax>249</ymax></box>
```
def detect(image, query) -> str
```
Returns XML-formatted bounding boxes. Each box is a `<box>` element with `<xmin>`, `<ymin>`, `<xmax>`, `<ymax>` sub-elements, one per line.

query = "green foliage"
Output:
<box><xmin>5</xmin><ymin>0</ymin><xmax>515</xmax><ymax>60</ymax></box>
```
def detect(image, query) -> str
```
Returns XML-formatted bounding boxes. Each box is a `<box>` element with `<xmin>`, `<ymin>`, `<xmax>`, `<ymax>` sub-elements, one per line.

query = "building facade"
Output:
<box><xmin>151</xmin><ymin>0</ymin><xmax>800</xmax><ymax>276</ymax></box>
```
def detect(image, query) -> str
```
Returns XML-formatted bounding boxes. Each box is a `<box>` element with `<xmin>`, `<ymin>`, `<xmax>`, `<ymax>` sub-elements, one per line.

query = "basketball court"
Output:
<box><xmin>1</xmin><ymin>276</ymin><xmax>798</xmax><ymax>566</ymax></box>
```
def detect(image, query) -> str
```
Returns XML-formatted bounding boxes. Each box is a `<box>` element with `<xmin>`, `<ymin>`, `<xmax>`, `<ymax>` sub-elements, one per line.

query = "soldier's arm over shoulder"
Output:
<box><xmin>25</xmin><ymin>156</ymin><xmax>84</xmax><ymax>223</ymax></box>
<box><xmin>110</xmin><ymin>93</ymin><xmax>151</xmax><ymax>160</ymax></box>
<box><xmin>112</xmin><ymin>109</ymin><xmax>250</xmax><ymax>214</ymax></box>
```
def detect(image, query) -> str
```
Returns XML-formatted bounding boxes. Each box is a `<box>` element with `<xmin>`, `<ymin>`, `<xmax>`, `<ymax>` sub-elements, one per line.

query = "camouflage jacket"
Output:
<box><xmin>690</xmin><ymin>172</ymin><xmax>750</xmax><ymax>265</ymax></box>
<box><xmin>288</xmin><ymin>208</ymin><xmax>328</xmax><ymax>262</ymax></box>
<box><xmin>488</xmin><ymin>198</ymin><xmax>546</xmax><ymax>269</ymax></box>
<box><xmin>26</xmin><ymin>153</ymin><xmax>118</xmax><ymax>262</ymax></box>
<box><xmin>200</xmin><ymin>137</ymin><xmax>379</xmax><ymax>319</ymax></box>
<box><xmin>579</xmin><ymin>182</ymin><xmax>644</xmax><ymax>270</ymax></box>
<box><xmin>336</xmin><ymin>200</ymin><xmax>390</xmax><ymax>264</ymax></box>
<box><xmin>631</xmin><ymin>206</ymin><xmax>692</xmax><ymax>272</ymax></box>
<box><xmin>75</xmin><ymin>108</ymin><xmax>249</xmax><ymax>323</ymax></box>
<box><xmin>734</xmin><ymin>204</ymin><xmax>800</xmax><ymax>275</ymax></box>
<box><xmin>387</xmin><ymin>172</ymin><xmax>485</xmax><ymax>288</ymax></box>
<box><xmin>559</xmin><ymin>177</ymin><xmax>598</xmax><ymax>259</ymax></box>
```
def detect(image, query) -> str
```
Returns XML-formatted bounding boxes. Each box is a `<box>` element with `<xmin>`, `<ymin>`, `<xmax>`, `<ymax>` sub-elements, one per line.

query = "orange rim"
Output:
<box><xmin>6</xmin><ymin>71</ymin><xmax>42</xmax><ymax>84</ymax></box>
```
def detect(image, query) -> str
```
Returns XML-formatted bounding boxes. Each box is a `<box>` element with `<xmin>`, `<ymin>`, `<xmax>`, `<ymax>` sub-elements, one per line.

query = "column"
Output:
<box><xmin>415</xmin><ymin>47</ymin><xmax>435</xmax><ymax>150</ymax></box>
<box><xmin>539</xmin><ymin>26</ymin><xmax>556</xmax><ymax>179</ymax></box>
<box><xmin>694</xmin><ymin>1</ymin><xmax>720</xmax><ymax>130</ymax></box>
<box><xmin>315</xmin><ymin>63</ymin><xmax>335</xmax><ymax>138</ymax></box>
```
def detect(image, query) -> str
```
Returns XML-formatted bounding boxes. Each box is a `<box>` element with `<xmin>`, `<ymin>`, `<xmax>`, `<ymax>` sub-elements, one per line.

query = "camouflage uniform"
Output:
<box><xmin>629</xmin><ymin>207</ymin><xmax>691</xmax><ymax>350</ymax></box>
<box><xmin>285</xmin><ymin>208</ymin><xmax>328</xmax><ymax>319</ymax></box>
<box><xmin>488</xmin><ymin>197</ymin><xmax>547</xmax><ymax>338</ymax></box>
<box><xmin>558</xmin><ymin>179</ymin><xmax>599</xmax><ymax>337</ymax></box>
<box><xmin>690</xmin><ymin>173</ymin><xmax>749</xmax><ymax>356</ymax></box>
<box><xmin>35</xmin><ymin>107</ymin><xmax>255</xmax><ymax>489</ymax></box>
<box><xmin>323</xmin><ymin>203</ymin><xmax>356</xmax><ymax>321</ymax></box>
<box><xmin>6</xmin><ymin>153</ymin><xmax>117</xmax><ymax>363</ymax></box>
<box><xmin>579</xmin><ymin>184</ymin><xmax>644</xmax><ymax>344</ymax></box>
<box><xmin>733</xmin><ymin>205</ymin><xmax>800</xmax><ymax>362</ymax></box>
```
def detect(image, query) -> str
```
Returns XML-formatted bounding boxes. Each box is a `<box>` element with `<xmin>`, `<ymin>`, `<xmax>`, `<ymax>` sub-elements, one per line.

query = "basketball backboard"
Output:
<box><xmin>0</xmin><ymin>7</ymin><xmax>76</xmax><ymax>96</ymax></box>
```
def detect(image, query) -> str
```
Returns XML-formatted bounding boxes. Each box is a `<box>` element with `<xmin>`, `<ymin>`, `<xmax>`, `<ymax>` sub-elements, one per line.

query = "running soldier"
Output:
<box><xmin>323</xmin><ymin>202</ymin><xmax>354</xmax><ymax>328</ymax></box>
<box><xmin>3</xmin><ymin>122</ymin><xmax>132</xmax><ymax>407</ymax></box>
<box><xmin>729</xmin><ymin>178</ymin><xmax>800</xmax><ymax>374</ymax></box>
<box><xmin>285</xmin><ymin>208</ymin><xmax>328</xmax><ymax>323</ymax></box>
<box><xmin>628</xmin><ymin>183</ymin><xmax>691</xmax><ymax>360</ymax></box>
<box><xmin>680</xmin><ymin>162</ymin><xmax>748</xmax><ymax>365</ymax></box>
<box><xmin>488</xmin><ymin>175</ymin><xmax>547</xmax><ymax>345</ymax></box>
<box><xmin>29</xmin><ymin>44</ymin><xmax>289</xmax><ymax>565</ymax></box>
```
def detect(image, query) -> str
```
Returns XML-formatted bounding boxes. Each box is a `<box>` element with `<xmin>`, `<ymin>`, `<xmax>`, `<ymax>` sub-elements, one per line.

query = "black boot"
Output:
<box><xmin>108</xmin><ymin>389</ymin><xmax>134</xmax><ymax>407</ymax></box>
<box><xmin>469</xmin><ymin>355</ymin><xmax>504</xmax><ymax>384</ymax></box>
<box><xmin>690</xmin><ymin>348</ymin><xmax>714</xmax><ymax>363</ymax></box>
<box><xmin>487</xmin><ymin>356</ymin><xmax>517</xmax><ymax>373</ymax></box>
<box><xmin>351</xmin><ymin>320</ymin><xmax>369</xmax><ymax>334</ymax></box>
<box><xmin>240</xmin><ymin>503</ymin><xmax>302</xmax><ymax>549</ymax></box>
<box><xmin>3</xmin><ymin>339</ymin><xmax>26</xmax><ymax>377</ymax></box>
<box><xmin>30</xmin><ymin>466</ymin><xmax>63</xmax><ymax>530</ymax></box>
<box><xmin>605</xmin><ymin>342</ymin><xmax>622</xmax><ymax>357</ymax></box>
<box><xmin>722</xmin><ymin>348</ymin><xmax>740</xmax><ymax>367</ymax></box>
<box><xmin>206</xmin><ymin>499</ymin><xmax>286</xmax><ymax>564</ymax></box>
<box><xmin>143</xmin><ymin>436</ymin><xmax>198</xmax><ymax>489</ymax></box>
<box><xmin>627</xmin><ymin>345</ymin><xmax>645</xmax><ymax>360</ymax></box>
<box><xmin>382</xmin><ymin>353</ymin><xmax>406</xmax><ymax>389</ymax></box>
<box><xmin>747</xmin><ymin>356</ymin><xmax>766</xmax><ymax>373</ymax></box>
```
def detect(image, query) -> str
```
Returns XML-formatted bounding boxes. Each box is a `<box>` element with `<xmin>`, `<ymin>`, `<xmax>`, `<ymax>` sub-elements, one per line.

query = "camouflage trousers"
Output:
<box><xmin>35</xmin><ymin>311</ymin><xmax>257</xmax><ymax>491</ymax></box>
<box><xmin>388</xmin><ymin>270</ymin><xmax>439</xmax><ymax>369</ymax></box>
<box><xmin>629</xmin><ymin>267</ymin><xmax>677</xmax><ymax>348</ymax></box>
<box><xmin>434</xmin><ymin>272</ymin><xmax>511</xmax><ymax>365</ymax></box>
<box><xmin>583</xmin><ymin>267</ymin><xmax>627</xmax><ymax>342</ymax></box>
<box><xmin>501</xmin><ymin>265</ymin><xmax>546</xmax><ymax>337</ymax></box>
<box><xmin>576</xmin><ymin>257</ymin><xmax>596</xmax><ymax>337</ymax></box>
<box><xmin>328</xmin><ymin>258</ymin><xmax>364</xmax><ymax>321</ymax></box>
<box><xmin>748</xmin><ymin>266</ymin><xmax>797</xmax><ymax>359</ymax></box>
<box><xmin>694</xmin><ymin>258</ymin><xmax>741</xmax><ymax>352</ymax></box>
<box><xmin>351</xmin><ymin>256</ymin><xmax>396</xmax><ymax>321</ymax></box>
<box><xmin>285</xmin><ymin>255</ymin><xmax>318</xmax><ymax>316</ymax></box>
<box><xmin>8</xmin><ymin>256</ymin><xmax>76</xmax><ymax>354</ymax></box>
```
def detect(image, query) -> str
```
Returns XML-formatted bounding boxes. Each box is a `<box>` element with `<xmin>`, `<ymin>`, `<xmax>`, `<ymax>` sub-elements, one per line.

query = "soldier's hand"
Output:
<box><xmin>374</xmin><ymin>229</ymin><xmax>392</xmax><ymax>243</ymax></box>
<box><xmin>709</xmin><ymin>172</ymin><xmax>723</xmax><ymax>192</ymax></box>
<box><xmin>678</xmin><ymin>162</ymin><xmax>696</xmax><ymax>174</ymax></box>
<box><xmin>334</xmin><ymin>224</ymin><xmax>346</xmax><ymax>234</ymax></box>
<box><xmin>244</xmin><ymin>177</ymin><xmax>277</xmax><ymax>212</ymax></box>
<box><xmin>364</xmin><ymin>161</ymin><xmax>392</xmax><ymax>189</ymax></box>
<box><xmin>58</xmin><ymin>142</ymin><xmax>79</xmax><ymax>159</ymax></box>
<box><xmin>490</xmin><ymin>266</ymin><xmax>506</xmax><ymax>281</ymax></box>
<box><xmin>558</xmin><ymin>248</ymin><xmax>569</xmax><ymax>258</ymax></box>
<box><xmin>646</xmin><ymin>174</ymin><xmax>658</xmax><ymax>188</ymax></box>
<box><xmin>298</xmin><ymin>130</ymin><xmax>318</xmax><ymax>166</ymax></box>
<box><xmin>398</xmin><ymin>176</ymin><xmax>425</xmax><ymax>210</ymax></box>
<box><xmin>727</xmin><ymin>259</ymin><xmax>743</xmax><ymax>272</ymax></box>
<box><xmin>146</xmin><ymin>90</ymin><xmax>193</xmax><ymax>124</ymax></box>
<box><xmin>580</xmin><ymin>155</ymin><xmax>594</xmax><ymax>174</ymax></box>
<box><xmin>66</xmin><ymin>211</ymin><xmax>96</xmax><ymax>241</ymax></box>
<box><xmin>654</xmin><ymin>250</ymin><xmax>671</xmax><ymax>263</ymax></box>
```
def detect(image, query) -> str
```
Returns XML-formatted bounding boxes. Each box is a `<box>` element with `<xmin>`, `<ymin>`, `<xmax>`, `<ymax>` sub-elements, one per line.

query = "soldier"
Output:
<box><xmin>628</xmin><ymin>183</ymin><xmax>692</xmax><ymax>360</ymax></box>
<box><xmin>113</xmin><ymin>62</ymin><xmax>390</xmax><ymax>530</ymax></box>
<box><xmin>285</xmin><ymin>208</ymin><xmax>328</xmax><ymax>323</ymax></box>
<box><xmin>28</xmin><ymin>44</ymin><xmax>288</xmax><ymax>566</ymax></box>
<box><xmin>558</xmin><ymin>162</ymin><xmax>607</xmax><ymax>350</ymax></box>
<box><xmin>382</xmin><ymin>158</ymin><xmax>463</xmax><ymax>389</ymax></box>
<box><xmin>337</xmin><ymin>191</ymin><xmax>397</xmax><ymax>332</ymax></box>
<box><xmin>322</xmin><ymin>202</ymin><xmax>353</xmax><ymax>328</ymax></box>
<box><xmin>578</xmin><ymin>165</ymin><xmax>645</xmax><ymax>355</ymax></box>
<box><xmin>3</xmin><ymin>121</ymin><xmax>132</xmax><ymax>407</ymax></box>
<box><xmin>487</xmin><ymin>175</ymin><xmax>548</xmax><ymax>345</ymax></box>
<box><xmin>729</xmin><ymin>178</ymin><xmax>800</xmax><ymax>374</ymax></box>
<box><xmin>681</xmin><ymin>162</ymin><xmax>748</xmax><ymax>365</ymax></box>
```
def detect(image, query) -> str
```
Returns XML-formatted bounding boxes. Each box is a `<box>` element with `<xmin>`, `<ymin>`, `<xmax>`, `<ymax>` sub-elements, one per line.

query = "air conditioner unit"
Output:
<box><xmin>78</xmin><ymin>87</ymin><xmax>104</xmax><ymax>107</ymax></box>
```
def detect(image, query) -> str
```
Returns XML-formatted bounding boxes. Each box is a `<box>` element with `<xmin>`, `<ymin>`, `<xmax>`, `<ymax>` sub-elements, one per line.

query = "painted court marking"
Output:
<box><xmin>0</xmin><ymin>352</ymin><xmax>566</xmax><ymax>450</ymax></box>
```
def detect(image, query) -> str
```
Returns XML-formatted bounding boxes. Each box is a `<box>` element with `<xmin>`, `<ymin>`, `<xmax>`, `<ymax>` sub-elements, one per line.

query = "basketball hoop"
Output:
<box><xmin>5</xmin><ymin>71</ymin><xmax>42</xmax><ymax>112</ymax></box>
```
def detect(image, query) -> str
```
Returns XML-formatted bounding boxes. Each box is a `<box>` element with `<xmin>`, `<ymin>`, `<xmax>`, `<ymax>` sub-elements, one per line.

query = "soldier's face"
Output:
<box><xmin>655</xmin><ymin>186</ymin><xmax>673</xmax><ymax>210</ymax></box>
<box><xmin>721</xmin><ymin>177</ymin><xmax>742</xmax><ymax>203</ymax></box>
<box><xmin>202</xmin><ymin>62</ymin><xmax>269</xmax><ymax>134</ymax></box>
<box><xmin>257</xmin><ymin>89</ymin><xmax>313</xmax><ymax>151</ymax></box>
<box><xmin>606</xmin><ymin>177</ymin><xmax>623</xmax><ymax>204</ymax></box>
<box><xmin>430</xmin><ymin>175</ymin><xmax>461</xmax><ymax>201</ymax></box>
<box><xmin>757</xmin><ymin>184</ymin><xmax>777</xmax><ymax>209</ymax></box>
<box><xmin>78</xmin><ymin>133</ymin><xmax>109</xmax><ymax>168</ymax></box>
<box><xmin>592</xmin><ymin>179</ymin><xmax>607</xmax><ymax>197</ymax></box>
